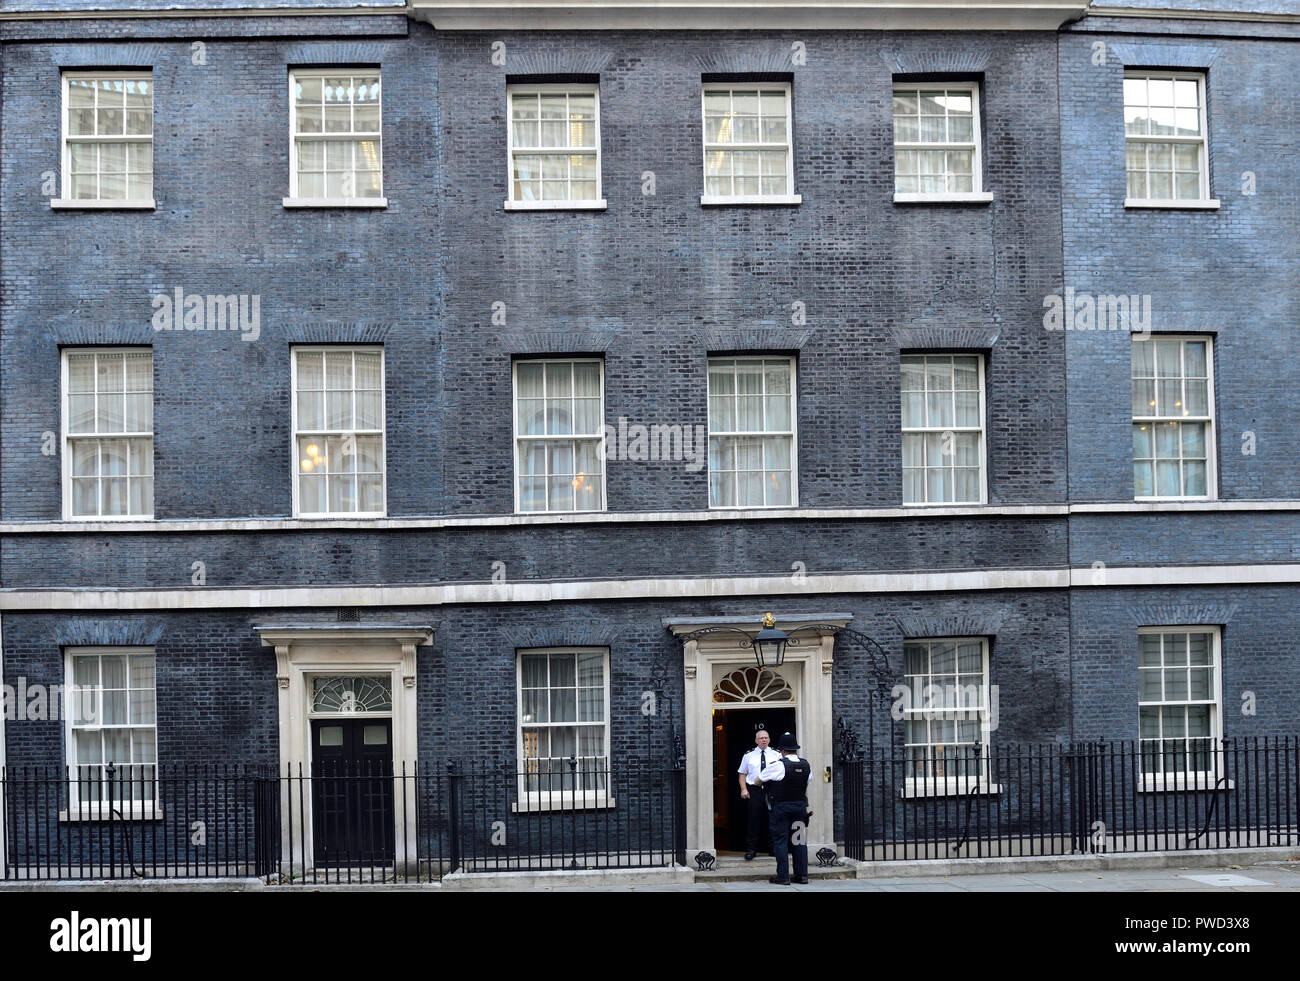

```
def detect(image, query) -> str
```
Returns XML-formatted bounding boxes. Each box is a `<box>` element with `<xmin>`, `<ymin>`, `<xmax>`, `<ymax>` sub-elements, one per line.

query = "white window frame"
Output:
<box><xmin>290</xmin><ymin>346</ymin><xmax>388</xmax><ymax>519</ymax></box>
<box><xmin>53</xmin><ymin>70</ymin><xmax>155</xmax><ymax>210</ymax></box>
<box><xmin>700</xmin><ymin>82</ymin><xmax>800</xmax><ymax>206</ymax></box>
<box><xmin>511</xmin><ymin>358</ymin><xmax>607</xmax><ymax>515</ymax></box>
<box><xmin>892</xmin><ymin>81</ymin><xmax>992</xmax><ymax>205</ymax></box>
<box><xmin>1131</xmin><ymin>335</ymin><xmax>1217</xmax><ymax>501</ymax></box>
<box><xmin>61</xmin><ymin>347</ymin><xmax>154</xmax><ymax>522</ymax></box>
<box><xmin>514</xmin><ymin>647</ymin><xmax>613</xmax><ymax>812</ymax></box>
<box><xmin>62</xmin><ymin>646</ymin><xmax>161</xmax><ymax>820</ymax></box>
<box><xmin>706</xmin><ymin>356</ymin><xmax>799</xmax><ymax>510</ymax></box>
<box><xmin>900</xmin><ymin>353</ymin><xmax>988</xmax><ymax>507</ymax></box>
<box><xmin>504</xmin><ymin>82</ymin><xmax>606</xmax><ymax>211</ymax></box>
<box><xmin>284</xmin><ymin>68</ymin><xmax>386</xmax><ymax>209</ymax></box>
<box><xmin>1137</xmin><ymin>627</ymin><xmax>1226</xmax><ymax>792</ymax></box>
<box><xmin>1123</xmin><ymin>71</ymin><xmax>1219</xmax><ymax>210</ymax></box>
<box><xmin>898</xmin><ymin>637</ymin><xmax>998</xmax><ymax>797</ymax></box>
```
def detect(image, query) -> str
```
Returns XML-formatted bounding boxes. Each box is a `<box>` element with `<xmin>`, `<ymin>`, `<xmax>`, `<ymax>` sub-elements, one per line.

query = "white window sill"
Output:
<box><xmin>296</xmin><ymin>512</ymin><xmax>388</xmax><ymax>520</ymax></box>
<box><xmin>1139</xmin><ymin>776</ymin><xmax>1233</xmax><ymax>794</ymax></box>
<box><xmin>504</xmin><ymin>199</ymin><xmax>607</xmax><ymax>211</ymax></box>
<box><xmin>900</xmin><ymin>780</ymin><xmax>1000</xmax><ymax>800</ymax></box>
<box><xmin>700</xmin><ymin>194</ymin><xmax>801</xmax><ymax>207</ymax></box>
<box><xmin>60</xmin><ymin>803</ymin><xmax>164</xmax><ymax>822</ymax></box>
<box><xmin>1134</xmin><ymin>496</ymin><xmax>1216</xmax><ymax>503</ymax></box>
<box><xmin>282</xmin><ymin>197</ymin><xmax>388</xmax><ymax>209</ymax></box>
<box><xmin>708</xmin><ymin>504</ymin><xmax>799</xmax><ymax>512</ymax></box>
<box><xmin>63</xmin><ymin>514</ymin><xmax>154</xmax><ymax>522</ymax></box>
<box><xmin>894</xmin><ymin>192</ymin><xmax>994</xmax><ymax>205</ymax></box>
<box><xmin>902</xmin><ymin>500</ymin><xmax>986</xmax><ymax>508</ymax></box>
<box><xmin>514</xmin><ymin>508</ymin><xmax>606</xmax><ymax>517</ymax></box>
<box><xmin>1125</xmin><ymin>198</ymin><xmax>1220</xmax><ymax>211</ymax></box>
<box><xmin>511</xmin><ymin>795</ymin><xmax>616</xmax><ymax>813</ymax></box>
<box><xmin>50</xmin><ymin>198</ymin><xmax>155</xmax><ymax>210</ymax></box>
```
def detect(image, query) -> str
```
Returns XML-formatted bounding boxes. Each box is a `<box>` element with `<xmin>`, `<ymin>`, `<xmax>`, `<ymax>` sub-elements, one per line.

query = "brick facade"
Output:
<box><xmin>1</xmin><ymin>1</ymin><xmax>1296</xmax><ymax>859</ymax></box>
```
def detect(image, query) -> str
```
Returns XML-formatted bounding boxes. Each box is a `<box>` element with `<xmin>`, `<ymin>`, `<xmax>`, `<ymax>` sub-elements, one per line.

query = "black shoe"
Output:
<box><xmin>744</xmin><ymin>852</ymin><xmax>756</xmax><ymax>860</ymax></box>
<box><xmin>768</xmin><ymin>876</ymin><xmax>791</xmax><ymax>885</ymax></box>
<box><xmin>793</xmin><ymin>876</ymin><xmax>809</xmax><ymax>884</ymax></box>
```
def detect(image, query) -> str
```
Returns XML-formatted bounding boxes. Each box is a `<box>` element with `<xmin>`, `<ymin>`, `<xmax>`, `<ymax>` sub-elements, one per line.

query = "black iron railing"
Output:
<box><xmin>1</xmin><ymin>757</ymin><xmax>686</xmax><ymax>883</ymax></box>
<box><xmin>14</xmin><ymin>739</ymin><xmax>1289</xmax><ymax>880</ymax></box>
<box><xmin>446</xmin><ymin>756</ymin><xmax>684</xmax><ymax>873</ymax></box>
<box><xmin>836</xmin><ymin>737</ymin><xmax>1300</xmax><ymax>861</ymax></box>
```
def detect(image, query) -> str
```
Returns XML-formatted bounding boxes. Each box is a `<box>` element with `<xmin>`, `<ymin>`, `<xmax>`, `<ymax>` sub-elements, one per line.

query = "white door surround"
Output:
<box><xmin>255</xmin><ymin>623</ymin><xmax>434</xmax><ymax>871</ymax></box>
<box><xmin>666</xmin><ymin>613</ymin><xmax>850</xmax><ymax>861</ymax></box>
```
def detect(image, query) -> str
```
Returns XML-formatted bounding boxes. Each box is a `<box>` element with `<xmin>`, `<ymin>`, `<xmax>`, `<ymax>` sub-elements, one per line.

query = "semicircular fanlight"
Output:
<box><xmin>713</xmin><ymin>667</ymin><xmax>793</xmax><ymax>704</ymax></box>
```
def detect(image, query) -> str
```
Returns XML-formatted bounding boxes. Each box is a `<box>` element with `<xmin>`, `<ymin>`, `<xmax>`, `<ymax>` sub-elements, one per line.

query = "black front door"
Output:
<box><xmin>311</xmin><ymin>719</ymin><xmax>395</xmax><ymax>865</ymax></box>
<box><xmin>716</xmin><ymin>708</ymin><xmax>797</xmax><ymax>853</ymax></box>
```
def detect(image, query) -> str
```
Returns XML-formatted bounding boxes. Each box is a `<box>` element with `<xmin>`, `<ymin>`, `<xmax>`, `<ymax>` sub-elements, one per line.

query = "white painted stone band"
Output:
<box><xmin>2</xmin><ymin>564</ymin><xmax>1298</xmax><ymax>611</ymax></box>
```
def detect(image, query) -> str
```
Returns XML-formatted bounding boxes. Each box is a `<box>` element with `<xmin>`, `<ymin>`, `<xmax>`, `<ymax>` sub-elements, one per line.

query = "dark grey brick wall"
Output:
<box><xmin>0</xmin><ymin>515</ymin><xmax>1067</xmax><ymax>588</ymax></box>
<box><xmin>2</xmin><ymin>611</ymin><xmax>277</xmax><ymax>766</ymax></box>
<box><xmin>436</xmin><ymin>29</ymin><xmax>1067</xmax><ymax>514</ymax></box>
<box><xmin>1069</xmin><ymin>511</ymin><xmax>1300</xmax><ymax>568</ymax></box>
<box><xmin>0</xmin><ymin>19</ymin><xmax>442</xmax><ymax>522</ymax></box>
<box><xmin>3</xmin><ymin>592</ymin><xmax>1071</xmax><ymax>763</ymax></box>
<box><xmin>2</xmin><ymin>6</ymin><xmax>1298</xmax><ymax>857</ymax></box>
<box><xmin>2</xmin><ymin>23</ymin><xmax>1068</xmax><ymax>524</ymax></box>
<box><xmin>1058</xmin><ymin>26</ymin><xmax>1300</xmax><ymax>504</ymax></box>
<box><xmin>1069</xmin><ymin>586</ymin><xmax>1300</xmax><ymax>742</ymax></box>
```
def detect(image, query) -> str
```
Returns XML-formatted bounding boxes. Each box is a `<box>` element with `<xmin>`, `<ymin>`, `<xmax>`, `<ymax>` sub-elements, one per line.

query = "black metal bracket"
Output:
<box><xmin>647</xmin><ymin>639</ymin><xmax>689</xmax><ymax>767</ymax></box>
<box><xmin>1186</xmin><ymin>774</ymin><xmax>1231</xmax><ymax>846</ymax></box>
<box><xmin>836</xmin><ymin>717</ymin><xmax>863</xmax><ymax>763</ymax></box>
<box><xmin>676</xmin><ymin>622</ymin><xmax>897</xmax><ymax>763</ymax></box>
<box><xmin>784</xmin><ymin>624</ymin><xmax>896</xmax><ymax>701</ymax></box>
<box><xmin>952</xmin><ymin>743</ymin><xmax>984</xmax><ymax>854</ymax></box>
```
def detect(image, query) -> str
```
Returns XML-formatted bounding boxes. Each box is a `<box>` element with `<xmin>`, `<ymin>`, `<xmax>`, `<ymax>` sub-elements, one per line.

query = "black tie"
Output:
<box><xmin>760</xmin><ymin>749</ymin><xmax>767</xmax><ymax>771</ymax></box>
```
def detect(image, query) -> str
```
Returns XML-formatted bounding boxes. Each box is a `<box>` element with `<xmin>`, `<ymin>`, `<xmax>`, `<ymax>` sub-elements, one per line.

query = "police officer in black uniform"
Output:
<box><xmin>757</xmin><ymin>731</ymin><xmax>812</xmax><ymax>885</ymax></box>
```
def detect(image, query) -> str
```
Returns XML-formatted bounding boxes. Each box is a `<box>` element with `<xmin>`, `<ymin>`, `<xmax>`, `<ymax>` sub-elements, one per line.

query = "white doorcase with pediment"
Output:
<box><xmin>682</xmin><ymin>633</ymin><xmax>836</xmax><ymax>859</ymax></box>
<box><xmin>256</xmin><ymin>626</ymin><xmax>432</xmax><ymax>872</ymax></box>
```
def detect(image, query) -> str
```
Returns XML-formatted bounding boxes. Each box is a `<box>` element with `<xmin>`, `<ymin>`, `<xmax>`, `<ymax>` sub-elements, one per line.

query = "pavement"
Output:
<box><xmin>540</xmin><ymin>860</ymin><xmax>1300</xmax><ymax>891</ymax></box>
<box><xmin>6</xmin><ymin>850</ymin><xmax>1300</xmax><ymax>892</ymax></box>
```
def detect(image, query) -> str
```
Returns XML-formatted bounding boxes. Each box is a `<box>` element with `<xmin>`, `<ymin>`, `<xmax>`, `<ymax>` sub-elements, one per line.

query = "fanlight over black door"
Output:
<box><xmin>311</xmin><ymin>718</ymin><xmax>395</xmax><ymax>866</ymax></box>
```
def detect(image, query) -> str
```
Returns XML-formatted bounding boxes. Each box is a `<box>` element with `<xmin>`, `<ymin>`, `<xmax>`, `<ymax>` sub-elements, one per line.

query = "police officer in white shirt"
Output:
<box><xmin>758</xmin><ymin>731</ymin><xmax>814</xmax><ymax>884</ymax></box>
<box><xmin>736</xmin><ymin>728</ymin><xmax>774</xmax><ymax>860</ymax></box>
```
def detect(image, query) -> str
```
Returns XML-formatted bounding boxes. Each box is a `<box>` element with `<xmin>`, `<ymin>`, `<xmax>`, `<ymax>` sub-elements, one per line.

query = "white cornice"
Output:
<box><xmin>6</xmin><ymin>2</ymin><xmax>1292</xmax><ymax>28</ymax></box>
<box><xmin>406</xmin><ymin>1</ymin><xmax>1092</xmax><ymax>31</ymax></box>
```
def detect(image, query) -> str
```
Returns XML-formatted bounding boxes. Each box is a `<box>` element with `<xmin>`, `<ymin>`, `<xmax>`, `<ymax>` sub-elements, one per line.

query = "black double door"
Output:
<box><xmin>311</xmin><ymin>718</ymin><xmax>395</xmax><ymax>865</ymax></box>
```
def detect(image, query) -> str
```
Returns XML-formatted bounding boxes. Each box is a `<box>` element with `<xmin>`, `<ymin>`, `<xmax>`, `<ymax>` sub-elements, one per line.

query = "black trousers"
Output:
<box><xmin>770</xmin><ymin>800</ymin><xmax>809</xmax><ymax>880</ymax></box>
<box><xmin>745</xmin><ymin>784</ymin><xmax>769</xmax><ymax>852</ymax></box>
